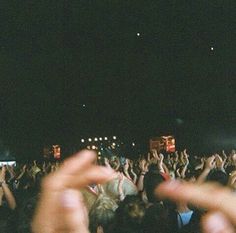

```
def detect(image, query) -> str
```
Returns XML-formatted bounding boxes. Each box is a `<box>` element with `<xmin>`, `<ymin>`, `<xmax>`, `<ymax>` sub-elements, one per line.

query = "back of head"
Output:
<box><xmin>206</xmin><ymin>170</ymin><xmax>229</xmax><ymax>186</ymax></box>
<box><xmin>144</xmin><ymin>171</ymin><xmax>165</xmax><ymax>203</ymax></box>
<box><xmin>89</xmin><ymin>194</ymin><xmax>118</xmax><ymax>233</ymax></box>
<box><xmin>114</xmin><ymin>195</ymin><xmax>146</xmax><ymax>233</ymax></box>
<box><xmin>142</xmin><ymin>203</ymin><xmax>170</xmax><ymax>233</ymax></box>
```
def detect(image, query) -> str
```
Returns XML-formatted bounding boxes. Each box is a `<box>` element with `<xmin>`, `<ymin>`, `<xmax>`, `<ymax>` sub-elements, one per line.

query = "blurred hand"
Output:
<box><xmin>156</xmin><ymin>181</ymin><xmax>236</xmax><ymax>233</ymax></box>
<box><xmin>32</xmin><ymin>150</ymin><xmax>116</xmax><ymax>233</ymax></box>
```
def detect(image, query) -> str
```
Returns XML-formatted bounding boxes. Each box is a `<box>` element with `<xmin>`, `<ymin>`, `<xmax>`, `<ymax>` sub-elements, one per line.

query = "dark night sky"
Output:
<box><xmin>0</xmin><ymin>1</ymin><xmax>236</xmax><ymax>157</ymax></box>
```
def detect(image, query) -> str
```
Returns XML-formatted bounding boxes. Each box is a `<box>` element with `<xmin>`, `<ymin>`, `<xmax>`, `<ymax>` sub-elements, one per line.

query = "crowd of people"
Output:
<box><xmin>1</xmin><ymin>148</ymin><xmax>236</xmax><ymax>233</ymax></box>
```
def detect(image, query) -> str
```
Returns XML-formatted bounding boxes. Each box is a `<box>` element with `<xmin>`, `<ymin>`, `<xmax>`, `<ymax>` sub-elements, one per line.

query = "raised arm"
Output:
<box><xmin>137</xmin><ymin>159</ymin><xmax>148</xmax><ymax>192</ymax></box>
<box><xmin>0</xmin><ymin>166</ymin><xmax>16</xmax><ymax>210</ymax></box>
<box><xmin>197</xmin><ymin>156</ymin><xmax>215</xmax><ymax>184</ymax></box>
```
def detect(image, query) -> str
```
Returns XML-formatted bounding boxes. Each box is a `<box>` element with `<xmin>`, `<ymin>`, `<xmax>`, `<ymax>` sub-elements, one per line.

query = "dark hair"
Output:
<box><xmin>206</xmin><ymin>170</ymin><xmax>229</xmax><ymax>186</ymax></box>
<box><xmin>142</xmin><ymin>203</ymin><xmax>170</xmax><ymax>233</ymax></box>
<box><xmin>113</xmin><ymin>195</ymin><xmax>146</xmax><ymax>233</ymax></box>
<box><xmin>144</xmin><ymin>171</ymin><xmax>165</xmax><ymax>203</ymax></box>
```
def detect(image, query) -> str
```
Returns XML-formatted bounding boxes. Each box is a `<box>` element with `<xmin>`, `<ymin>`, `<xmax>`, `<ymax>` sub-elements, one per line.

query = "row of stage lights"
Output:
<box><xmin>81</xmin><ymin>136</ymin><xmax>117</xmax><ymax>143</ymax></box>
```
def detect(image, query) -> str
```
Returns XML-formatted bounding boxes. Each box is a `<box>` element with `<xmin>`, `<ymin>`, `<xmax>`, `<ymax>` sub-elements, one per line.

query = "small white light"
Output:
<box><xmin>92</xmin><ymin>145</ymin><xmax>96</xmax><ymax>150</ymax></box>
<box><xmin>113</xmin><ymin>136</ymin><xmax>117</xmax><ymax>140</ymax></box>
<box><xmin>211</xmin><ymin>47</ymin><xmax>214</xmax><ymax>51</ymax></box>
<box><xmin>137</xmin><ymin>32</ymin><xmax>140</xmax><ymax>36</ymax></box>
<box><xmin>104</xmin><ymin>137</ymin><xmax>108</xmax><ymax>140</ymax></box>
<box><xmin>132</xmin><ymin>142</ymin><xmax>135</xmax><ymax>146</ymax></box>
<box><xmin>81</xmin><ymin>139</ymin><xmax>85</xmax><ymax>143</ymax></box>
<box><xmin>112</xmin><ymin>143</ymin><xmax>116</xmax><ymax>146</ymax></box>
<box><xmin>82</xmin><ymin>104</ymin><xmax>86</xmax><ymax>107</ymax></box>
<box><xmin>94</xmin><ymin>138</ymin><xmax>98</xmax><ymax>141</ymax></box>
<box><xmin>88</xmin><ymin>138</ymin><xmax>92</xmax><ymax>142</ymax></box>
<box><xmin>98</xmin><ymin>152</ymin><xmax>101</xmax><ymax>155</ymax></box>
<box><xmin>87</xmin><ymin>146</ymin><xmax>91</xmax><ymax>149</ymax></box>
<box><xmin>99</xmin><ymin>137</ymin><xmax>103</xmax><ymax>141</ymax></box>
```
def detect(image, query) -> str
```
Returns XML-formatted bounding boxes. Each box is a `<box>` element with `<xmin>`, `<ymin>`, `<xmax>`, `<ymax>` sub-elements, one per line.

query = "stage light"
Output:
<box><xmin>132</xmin><ymin>142</ymin><xmax>135</xmax><ymax>146</ymax></box>
<box><xmin>94</xmin><ymin>138</ymin><xmax>98</xmax><ymax>141</ymax></box>
<box><xmin>92</xmin><ymin>145</ymin><xmax>96</xmax><ymax>150</ymax></box>
<box><xmin>98</xmin><ymin>151</ymin><xmax>101</xmax><ymax>155</ymax></box>
<box><xmin>112</xmin><ymin>143</ymin><xmax>116</xmax><ymax>146</ymax></box>
<box><xmin>104</xmin><ymin>137</ymin><xmax>108</xmax><ymax>140</ymax></box>
<box><xmin>81</xmin><ymin>139</ymin><xmax>85</xmax><ymax>143</ymax></box>
<box><xmin>88</xmin><ymin>138</ymin><xmax>92</xmax><ymax>142</ymax></box>
<box><xmin>113</xmin><ymin>136</ymin><xmax>117</xmax><ymax>140</ymax></box>
<box><xmin>99</xmin><ymin>137</ymin><xmax>103</xmax><ymax>141</ymax></box>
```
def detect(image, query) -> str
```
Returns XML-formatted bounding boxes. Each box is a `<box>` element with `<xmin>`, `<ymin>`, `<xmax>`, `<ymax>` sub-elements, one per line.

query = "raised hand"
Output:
<box><xmin>139</xmin><ymin>159</ymin><xmax>149</xmax><ymax>174</ymax></box>
<box><xmin>32</xmin><ymin>150</ymin><xmax>116</xmax><ymax>233</ymax></box>
<box><xmin>215</xmin><ymin>154</ymin><xmax>226</xmax><ymax>171</ymax></box>
<box><xmin>0</xmin><ymin>166</ymin><xmax>6</xmax><ymax>182</ymax></box>
<box><xmin>205</xmin><ymin>156</ymin><xmax>216</xmax><ymax>170</ymax></box>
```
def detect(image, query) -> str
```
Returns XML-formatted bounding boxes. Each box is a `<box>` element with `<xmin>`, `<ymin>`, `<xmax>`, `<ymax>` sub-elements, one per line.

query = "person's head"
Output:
<box><xmin>114</xmin><ymin>195</ymin><xmax>146</xmax><ymax>233</ymax></box>
<box><xmin>142</xmin><ymin>203</ymin><xmax>170</xmax><ymax>233</ymax></box>
<box><xmin>206</xmin><ymin>170</ymin><xmax>229</xmax><ymax>186</ymax></box>
<box><xmin>144</xmin><ymin>171</ymin><xmax>165</xmax><ymax>203</ymax></box>
<box><xmin>89</xmin><ymin>194</ymin><xmax>118</xmax><ymax>233</ymax></box>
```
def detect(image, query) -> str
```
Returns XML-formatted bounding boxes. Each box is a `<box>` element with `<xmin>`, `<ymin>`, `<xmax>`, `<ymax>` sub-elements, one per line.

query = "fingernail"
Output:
<box><xmin>61</xmin><ymin>189</ymin><xmax>79</xmax><ymax>208</ymax></box>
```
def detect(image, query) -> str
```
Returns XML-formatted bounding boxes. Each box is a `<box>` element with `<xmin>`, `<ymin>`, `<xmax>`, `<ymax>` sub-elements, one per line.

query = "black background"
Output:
<box><xmin>0</xmin><ymin>1</ymin><xmax>235</xmax><ymax>158</ymax></box>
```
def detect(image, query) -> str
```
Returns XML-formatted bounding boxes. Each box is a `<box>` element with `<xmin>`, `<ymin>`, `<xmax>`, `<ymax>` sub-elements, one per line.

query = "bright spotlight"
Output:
<box><xmin>132</xmin><ymin>142</ymin><xmax>135</xmax><ymax>146</ymax></box>
<box><xmin>81</xmin><ymin>139</ymin><xmax>85</xmax><ymax>143</ymax></box>
<box><xmin>99</xmin><ymin>137</ymin><xmax>103</xmax><ymax>141</ymax></box>
<box><xmin>92</xmin><ymin>145</ymin><xmax>96</xmax><ymax>150</ymax></box>
<box><xmin>113</xmin><ymin>136</ymin><xmax>117</xmax><ymax>140</ymax></box>
<box><xmin>88</xmin><ymin>138</ymin><xmax>92</xmax><ymax>142</ymax></box>
<box><xmin>94</xmin><ymin>138</ymin><xmax>98</xmax><ymax>141</ymax></box>
<box><xmin>104</xmin><ymin>137</ymin><xmax>108</xmax><ymax>140</ymax></box>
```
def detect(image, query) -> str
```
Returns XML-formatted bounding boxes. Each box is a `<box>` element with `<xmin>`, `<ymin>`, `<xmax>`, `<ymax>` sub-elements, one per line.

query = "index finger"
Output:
<box><xmin>156</xmin><ymin>181</ymin><xmax>236</xmax><ymax>225</ymax></box>
<box><xmin>60</xmin><ymin>150</ymin><xmax>97</xmax><ymax>175</ymax></box>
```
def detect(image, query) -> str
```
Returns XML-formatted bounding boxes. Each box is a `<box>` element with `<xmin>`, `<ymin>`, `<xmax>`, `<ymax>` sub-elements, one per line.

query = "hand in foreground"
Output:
<box><xmin>32</xmin><ymin>150</ymin><xmax>116</xmax><ymax>233</ymax></box>
<box><xmin>156</xmin><ymin>180</ymin><xmax>236</xmax><ymax>233</ymax></box>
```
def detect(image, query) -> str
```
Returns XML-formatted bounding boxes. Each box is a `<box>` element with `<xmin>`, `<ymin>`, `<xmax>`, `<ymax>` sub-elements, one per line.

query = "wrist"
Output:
<box><xmin>204</xmin><ymin>167</ymin><xmax>212</xmax><ymax>173</ymax></box>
